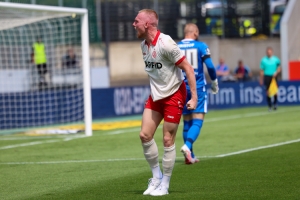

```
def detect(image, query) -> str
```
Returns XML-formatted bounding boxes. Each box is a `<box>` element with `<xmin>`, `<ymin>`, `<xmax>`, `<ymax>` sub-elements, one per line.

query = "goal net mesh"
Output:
<box><xmin>0</xmin><ymin>6</ymin><xmax>85</xmax><ymax>131</ymax></box>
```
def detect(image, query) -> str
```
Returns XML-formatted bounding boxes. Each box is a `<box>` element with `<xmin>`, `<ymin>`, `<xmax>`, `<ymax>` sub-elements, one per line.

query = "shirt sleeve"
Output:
<box><xmin>260</xmin><ymin>59</ymin><xmax>265</xmax><ymax>70</ymax></box>
<box><xmin>162</xmin><ymin>36</ymin><xmax>185</xmax><ymax>65</ymax></box>
<box><xmin>199</xmin><ymin>43</ymin><xmax>211</xmax><ymax>60</ymax></box>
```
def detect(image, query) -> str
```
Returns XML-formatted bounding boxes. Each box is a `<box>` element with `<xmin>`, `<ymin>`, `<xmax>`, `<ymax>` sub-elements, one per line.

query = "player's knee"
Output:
<box><xmin>163</xmin><ymin>135</ymin><xmax>174</xmax><ymax>147</ymax></box>
<box><xmin>139</xmin><ymin>131</ymin><xmax>152</xmax><ymax>143</ymax></box>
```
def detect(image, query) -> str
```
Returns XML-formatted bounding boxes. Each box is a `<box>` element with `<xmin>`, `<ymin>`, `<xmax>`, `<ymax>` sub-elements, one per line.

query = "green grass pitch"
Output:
<box><xmin>0</xmin><ymin>106</ymin><xmax>300</xmax><ymax>199</ymax></box>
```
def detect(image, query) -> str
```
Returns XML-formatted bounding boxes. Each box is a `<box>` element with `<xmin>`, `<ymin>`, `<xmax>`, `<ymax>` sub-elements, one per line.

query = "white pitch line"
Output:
<box><xmin>0</xmin><ymin>135</ymin><xmax>88</xmax><ymax>150</ymax></box>
<box><xmin>215</xmin><ymin>138</ymin><xmax>300</xmax><ymax>158</ymax></box>
<box><xmin>0</xmin><ymin>156</ymin><xmax>213</xmax><ymax>165</ymax></box>
<box><xmin>1</xmin><ymin>139</ymin><xmax>299</xmax><ymax>165</ymax></box>
<box><xmin>0</xmin><ymin>135</ymin><xmax>77</xmax><ymax>141</ymax></box>
<box><xmin>0</xmin><ymin>139</ymin><xmax>61</xmax><ymax>150</ymax></box>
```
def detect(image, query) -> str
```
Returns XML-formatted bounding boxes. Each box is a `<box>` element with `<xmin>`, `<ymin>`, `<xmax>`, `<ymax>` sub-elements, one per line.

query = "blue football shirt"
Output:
<box><xmin>178</xmin><ymin>39</ymin><xmax>212</xmax><ymax>91</ymax></box>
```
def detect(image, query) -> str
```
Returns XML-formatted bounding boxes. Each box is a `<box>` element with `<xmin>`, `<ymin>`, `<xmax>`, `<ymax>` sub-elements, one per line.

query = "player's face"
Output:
<box><xmin>267</xmin><ymin>49</ymin><xmax>273</xmax><ymax>57</ymax></box>
<box><xmin>133</xmin><ymin>13</ymin><xmax>146</xmax><ymax>39</ymax></box>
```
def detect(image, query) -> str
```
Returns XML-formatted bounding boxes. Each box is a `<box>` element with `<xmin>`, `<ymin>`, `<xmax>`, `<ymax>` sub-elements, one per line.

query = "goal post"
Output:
<box><xmin>280</xmin><ymin>0</ymin><xmax>300</xmax><ymax>81</ymax></box>
<box><xmin>0</xmin><ymin>2</ymin><xmax>92</xmax><ymax>136</ymax></box>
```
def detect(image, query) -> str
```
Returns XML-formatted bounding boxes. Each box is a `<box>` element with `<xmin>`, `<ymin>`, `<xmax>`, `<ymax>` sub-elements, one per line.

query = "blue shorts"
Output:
<box><xmin>183</xmin><ymin>90</ymin><xmax>207</xmax><ymax>115</ymax></box>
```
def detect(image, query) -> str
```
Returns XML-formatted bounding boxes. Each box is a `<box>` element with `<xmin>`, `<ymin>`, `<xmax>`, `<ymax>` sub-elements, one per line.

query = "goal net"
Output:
<box><xmin>0</xmin><ymin>2</ymin><xmax>92</xmax><ymax>136</ymax></box>
<box><xmin>280</xmin><ymin>0</ymin><xmax>300</xmax><ymax>80</ymax></box>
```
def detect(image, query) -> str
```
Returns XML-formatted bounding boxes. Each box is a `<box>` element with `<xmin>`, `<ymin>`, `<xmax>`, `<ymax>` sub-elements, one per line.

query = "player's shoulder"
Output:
<box><xmin>159</xmin><ymin>32</ymin><xmax>176</xmax><ymax>44</ymax></box>
<box><xmin>157</xmin><ymin>32</ymin><xmax>177</xmax><ymax>50</ymax></box>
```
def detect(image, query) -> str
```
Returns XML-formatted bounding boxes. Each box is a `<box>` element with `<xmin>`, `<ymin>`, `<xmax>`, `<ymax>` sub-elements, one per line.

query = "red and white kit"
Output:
<box><xmin>142</xmin><ymin>31</ymin><xmax>187</xmax><ymax>124</ymax></box>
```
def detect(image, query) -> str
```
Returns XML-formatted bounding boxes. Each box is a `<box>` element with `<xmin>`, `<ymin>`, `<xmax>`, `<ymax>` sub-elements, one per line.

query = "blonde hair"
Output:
<box><xmin>139</xmin><ymin>9</ymin><xmax>159</xmax><ymax>27</ymax></box>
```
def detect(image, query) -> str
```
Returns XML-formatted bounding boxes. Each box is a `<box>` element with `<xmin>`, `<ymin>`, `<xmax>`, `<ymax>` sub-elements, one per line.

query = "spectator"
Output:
<box><xmin>216</xmin><ymin>58</ymin><xmax>232</xmax><ymax>82</ymax></box>
<box><xmin>62</xmin><ymin>48</ymin><xmax>78</xmax><ymax>69</ymax></box>
<box><xmin>31</xmin><ymin>37</ymin><xmax>48</xmax><ymax>89</ymax></box>
<box><xmin>234</xmin><ymin>60</ymin><xmax>252</xmax><ymax>82</ymax></box>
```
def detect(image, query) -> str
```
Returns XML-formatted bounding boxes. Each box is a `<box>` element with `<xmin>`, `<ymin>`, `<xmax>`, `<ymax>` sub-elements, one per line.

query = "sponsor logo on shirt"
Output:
<box><xmin>205</xmin><ymin>48</ymin><xmax>211</xmax><ymax>55</ymax></box>
<box><xmin>145</xmin><ymin>61</ymin><xmax>163</xmax><ymax>69</ymax></box>
<box><xmin>152</xmin><ymin>50</ymin><xmax>157</xmax><ymax>58</ymax></box>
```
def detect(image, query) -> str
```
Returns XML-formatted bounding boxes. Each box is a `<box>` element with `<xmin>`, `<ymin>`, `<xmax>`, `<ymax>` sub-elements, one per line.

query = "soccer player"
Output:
<box><xmin>133</xmin><ymin>9</ymin><xmax>197</xmax><ymax>196</ymax></box>
<box><xmin>259</xmin><ymin>47</ymin><xmax>281</xmax><ymax>111</ymax></box>
<box><xmin>177</xmin><ymin>23</ymin><xmax>219</xmax><ymax>164</ymax></box>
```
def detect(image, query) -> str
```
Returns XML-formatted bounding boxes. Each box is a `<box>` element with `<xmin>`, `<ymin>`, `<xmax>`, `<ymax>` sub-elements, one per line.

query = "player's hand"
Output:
<box><xmin>211</xmin><ymin>79</ymin><xmax>219</xmax><ymax>94</ymax></box>
<box><xmin>186</xmin><ymin>98</ymin><xmax>197</xmax><ymax>110</ymax></box>
<box><xmin>259</xmin><ymin>79</ymin><xmax>263</xmax><ymax>86</ymax></box>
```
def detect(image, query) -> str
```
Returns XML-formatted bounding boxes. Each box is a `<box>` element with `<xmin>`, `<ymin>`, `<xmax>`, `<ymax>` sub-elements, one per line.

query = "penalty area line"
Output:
<box><xmin>1</xmin><ymin>138</ymin><xmax>299</xmax><ymax>165</ymax></box>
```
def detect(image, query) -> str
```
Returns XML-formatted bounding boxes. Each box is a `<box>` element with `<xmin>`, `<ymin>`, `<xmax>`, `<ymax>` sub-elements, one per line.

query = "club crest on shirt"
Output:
<box><xmin>205</xmin><ymin>48</ymin><xmax>211</xmax><ymax>55</ymax></box>
<box><xmin>152</xmin><ymin>50</ymin><xmax>157</xmax><ymax>58</ymax></box>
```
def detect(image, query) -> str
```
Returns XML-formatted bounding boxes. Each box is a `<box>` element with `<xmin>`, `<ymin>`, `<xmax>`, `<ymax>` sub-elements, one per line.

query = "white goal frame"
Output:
<box><xmin>0</xmin><ymin>2</ymin><xmax>92</xmax><ymax>136</ymax></box>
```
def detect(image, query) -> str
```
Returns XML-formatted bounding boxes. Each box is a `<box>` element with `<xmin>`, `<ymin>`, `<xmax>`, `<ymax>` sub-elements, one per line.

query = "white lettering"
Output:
<box><xmin>208</xmin><ymin>88</ymin><xmax>235</xmax><ymax>105</ymax></box>
<box><xmin>254</xmin><ymin>87</ymin><xmax>263</xmax><ymax>103</ymax></box>
<box><xmin>287</xmin><ymin>86</ymin><xmax>297</xmax><ymax>102</ymax></box>
<box><xmin>277</xmin><ymin>86</ymin><xmax>286</xmax><ymax>103</ymax></box>
<box><xmin>114</xmin><ymin>87</ymin><xmax>150</xmax><ymax>115</ymax></box>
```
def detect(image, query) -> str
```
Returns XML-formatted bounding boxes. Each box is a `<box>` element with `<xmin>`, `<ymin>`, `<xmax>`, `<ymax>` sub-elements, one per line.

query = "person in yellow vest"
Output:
<box><xmin>31</xmin><ymin>37</ymin><xmax>47</xmax><ymax>89</ymax></box>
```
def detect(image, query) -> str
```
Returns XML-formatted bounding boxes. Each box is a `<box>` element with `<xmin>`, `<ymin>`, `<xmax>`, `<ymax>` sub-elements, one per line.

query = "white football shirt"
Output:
<box><xmin>141</xmin><ymin>31</ymin><xmax>185</xmax><ymax>101</ymax></box>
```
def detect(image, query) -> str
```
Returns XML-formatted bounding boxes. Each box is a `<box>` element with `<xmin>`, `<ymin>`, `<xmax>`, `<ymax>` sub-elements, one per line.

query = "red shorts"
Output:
<box><xmin>145</xmin><ymin>81</ymin><xmax>187</xmax><ymax>124</ymax></box>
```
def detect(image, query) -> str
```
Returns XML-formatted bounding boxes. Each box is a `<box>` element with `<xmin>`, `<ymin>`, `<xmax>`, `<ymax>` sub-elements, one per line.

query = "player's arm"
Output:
<box><xmin>201</xmin><ymin>46</ymin><xmax>218</xmax><ymax>94</ymax></box>
<box><xmin>177</xmin><ymin>58</ymin><xmax>198</xmax><ymax>108</ymax></box>
<box><xmin>164</xmin><ymin>37</ymin><xmax>197</xmax><ymax>109</ymax></box>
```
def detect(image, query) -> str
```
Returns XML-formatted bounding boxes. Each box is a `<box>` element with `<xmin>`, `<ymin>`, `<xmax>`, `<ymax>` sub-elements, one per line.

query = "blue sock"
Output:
<box><xmin>185</xmin><ymin>119</ymin><xmax>203</xmax><ymax>150</ymax></box>
<box><xmin>183</xmin><ymin>120</ymin><xmax>192</xmax><ymax>143</ymax></box>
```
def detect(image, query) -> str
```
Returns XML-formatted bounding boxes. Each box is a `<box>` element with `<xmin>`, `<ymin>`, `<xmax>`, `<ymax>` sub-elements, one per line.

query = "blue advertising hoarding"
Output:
<box><xmin>0</xmin><ymin>81</ymin><xmax>299</xmax><ymax>129</ymax></box>
<box><xmin>92</xmin><ymin>81</ymin><xmax>300</xmax><ymax>118</ymax></box>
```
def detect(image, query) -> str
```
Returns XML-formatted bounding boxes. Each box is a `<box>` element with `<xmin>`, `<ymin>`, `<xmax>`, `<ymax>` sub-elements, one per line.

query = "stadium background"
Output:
<box><xmin>0</xmin><ymin>1</ymin><xmax>300</xmax><ymax>199</ymax></box>
<box><xmin>0</xmin><ymin>0</ymin><xmax>298</xmax><ymax>125</ymax></box>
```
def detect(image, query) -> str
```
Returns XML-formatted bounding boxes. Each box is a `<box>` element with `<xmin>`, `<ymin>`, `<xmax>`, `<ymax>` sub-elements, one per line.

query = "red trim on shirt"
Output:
<box><xmin>151</xmin><ymin>30</ymin><xmax>160</xmax><ymax>46</ymax></box>
<box><xmin>144</xmin><ymin>30</ymin><xmax>160</xmax><ymax>47</ymax></box>
<box><xmin>175</xmin><ymin>56</ymin><xmax>185</xmax><ymax>66</ymax></box>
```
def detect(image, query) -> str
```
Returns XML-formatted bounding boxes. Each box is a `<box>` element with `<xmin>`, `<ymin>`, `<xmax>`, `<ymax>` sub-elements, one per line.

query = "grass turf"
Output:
<box><xmin>0</xmin><ymin>106</ymin><xmax>300</xmax><ymax>199</ymax></box>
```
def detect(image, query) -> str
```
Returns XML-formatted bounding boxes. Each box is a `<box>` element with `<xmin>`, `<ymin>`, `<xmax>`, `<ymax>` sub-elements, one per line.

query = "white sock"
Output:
<box><xmin>142</xmin><ymin>139</ymin><xmax>162</xmax><ymax>179</ymax></box>
<box><xmin>161</xmin><ymin>175</ymin><xmax>171</xmax><ymax>188</ymax></box>
<box><xmin>162</xmin><ymin>144</ymin><xmax>176</xmax><ymax>187</ymax></box>
<box><xmin>152</xmin><ymin>166</ymin><xmax>162</xmax><ymax>179</ymax></box>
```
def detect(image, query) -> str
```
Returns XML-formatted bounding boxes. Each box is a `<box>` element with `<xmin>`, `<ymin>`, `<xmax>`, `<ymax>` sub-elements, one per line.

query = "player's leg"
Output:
<box><xmin>150</xmin><ymin>120</ymin><xmax>178</xmax><ymax>196</ymax></box>
<box><xmin>141</xmin><ymin>97</ymin><xmax>164</xmax><ymax>195</ymax></box>
<box><xmin>181</xmin><ymin>90</ymin><xmax>207</xmax><ymax>164</ymax></box>
<box><xmin>182</xmin><ymin>114</ymin><xmax>192</xmax><ymax>145</ymax></box>
<box><xmin>150</xmin><ymin>83</ymin><xmax>186</xmax><ymax>196</ymax></box>
<box><xmin>182</xmin><ymin>91</ymin><xmax>192</xmax><ymax>144</ymax></box>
